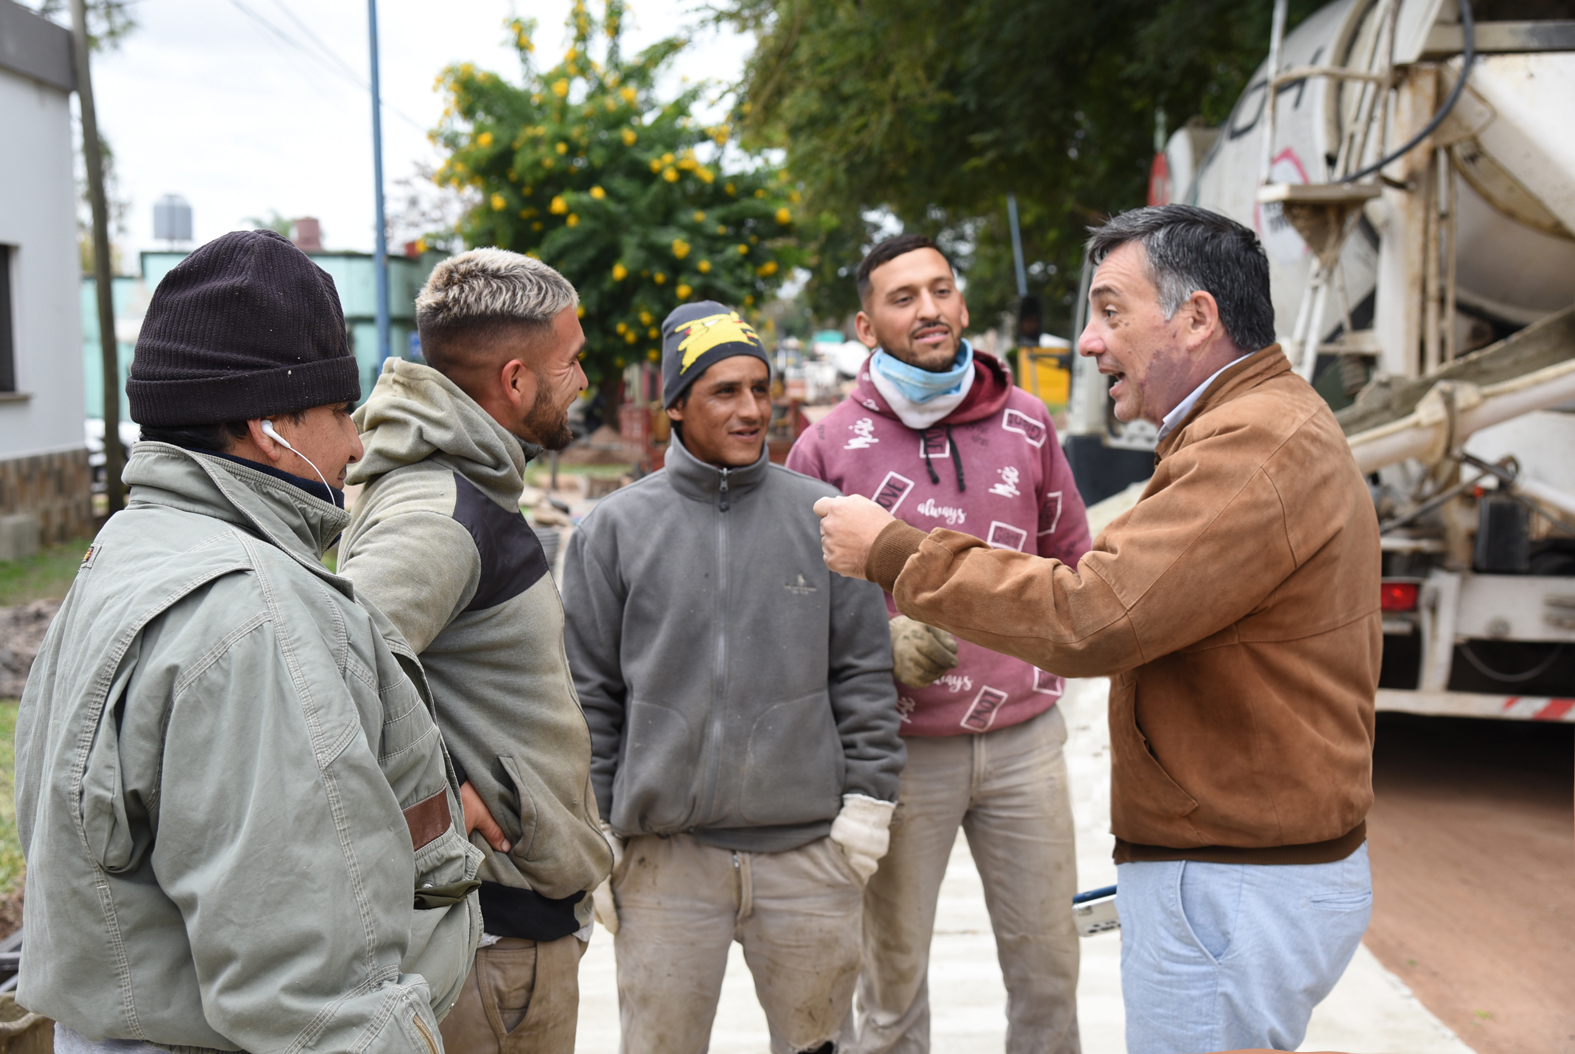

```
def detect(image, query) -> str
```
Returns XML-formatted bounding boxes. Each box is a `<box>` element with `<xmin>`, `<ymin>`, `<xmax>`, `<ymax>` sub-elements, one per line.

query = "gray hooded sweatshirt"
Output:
<box><xmin>339</xmin><ymin>359</ymin><xmax>611</xmax><ymax>940</ymax></box>
<box><xmin>17</xmin><ymin>443</ymin><xmax>479</xmax><ymax>1053</ymax></box>
<box><xmin>561</xmin><ymin>430</ymin><xmax>904</xmax><ymax>853</ymax></box>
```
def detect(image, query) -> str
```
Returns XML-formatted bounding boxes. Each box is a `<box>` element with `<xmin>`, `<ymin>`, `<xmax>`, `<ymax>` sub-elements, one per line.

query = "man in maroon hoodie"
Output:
<box><xmin>786</xmin><ymin>234</ymin><xmax>1090</xmax><ymax>1054</ymax></box>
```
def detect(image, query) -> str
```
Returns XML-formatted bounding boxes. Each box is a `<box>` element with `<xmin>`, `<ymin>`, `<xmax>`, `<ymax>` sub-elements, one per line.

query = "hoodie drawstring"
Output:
<box><xmin>920</xmin><ymin>426</ymin><xmax>965</xmax><ymax>491</ymax></box>
<box><xmin>921</xmin><ymin>433</ymin><xmax>940</xmax><ymax>485</ymax></box>
<box><xmin>947</xmin><ymin>424</ymin><xmax>965</xmax><ymax>491</ymax></box>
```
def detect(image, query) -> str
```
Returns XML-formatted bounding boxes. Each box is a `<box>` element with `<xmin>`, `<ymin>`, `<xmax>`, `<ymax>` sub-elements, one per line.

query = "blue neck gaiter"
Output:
<box><xmin>871</xmin><ymin>342</ymin><xmax>974</xmax><ymax>404</ymax></box>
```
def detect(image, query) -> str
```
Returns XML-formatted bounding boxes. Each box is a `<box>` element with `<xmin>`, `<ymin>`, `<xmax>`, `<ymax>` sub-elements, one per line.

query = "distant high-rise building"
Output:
<box><xmin>153</xmin><ymin>194</ymin><xmax>192</xmax><ymax>245</ymax></box>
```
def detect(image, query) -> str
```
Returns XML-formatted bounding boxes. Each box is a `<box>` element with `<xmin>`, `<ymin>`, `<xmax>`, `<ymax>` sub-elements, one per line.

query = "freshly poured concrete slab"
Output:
<box><xmin>573</xmin><ymin>677</ymin><xmax>1473</xmax><ymax>1053</ymax></box>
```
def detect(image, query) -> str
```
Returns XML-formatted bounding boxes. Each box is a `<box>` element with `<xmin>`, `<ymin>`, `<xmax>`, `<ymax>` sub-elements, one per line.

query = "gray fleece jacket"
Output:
<box><xmin>339</xmin><ymin>359</ymin><xmax>611</xmax><ymax>940</ymax></box>
<box><xmin>561</xmin><ymin>431</ymin><xmax>904</xmax><ymax>853</ymax></box>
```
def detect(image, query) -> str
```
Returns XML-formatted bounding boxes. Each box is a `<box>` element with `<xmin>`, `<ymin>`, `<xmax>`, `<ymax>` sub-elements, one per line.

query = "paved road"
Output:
<box><xmin>573</xmin><ymin>678</ymin><xmax>1473</xmax><ymax>1053</ymax></box>
<box><xmin>1363</xmin><ymin>711</ymin><xmax>1574</xmax><ymax>1054</ymax></box>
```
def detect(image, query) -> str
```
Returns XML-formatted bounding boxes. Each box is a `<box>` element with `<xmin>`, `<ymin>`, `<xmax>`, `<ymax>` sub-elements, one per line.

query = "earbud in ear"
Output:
<box><xmin>257</xmin><ymin>418</ymin><xmax>332</xmax><ymax>492</ymax></box>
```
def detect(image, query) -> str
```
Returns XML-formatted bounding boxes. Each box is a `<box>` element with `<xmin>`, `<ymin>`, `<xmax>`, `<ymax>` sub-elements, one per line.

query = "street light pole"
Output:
<box><xmin>368</xmin><ymin>0</ymin><xmax>390</xmax><ymax>370</ymax></box>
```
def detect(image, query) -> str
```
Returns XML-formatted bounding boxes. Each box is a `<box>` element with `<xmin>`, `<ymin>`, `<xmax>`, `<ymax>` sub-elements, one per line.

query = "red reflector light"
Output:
<box><xmin>1380</xmin><ymin>582</ymin><xmax>1419</xmax><ymax>612</ymax></box>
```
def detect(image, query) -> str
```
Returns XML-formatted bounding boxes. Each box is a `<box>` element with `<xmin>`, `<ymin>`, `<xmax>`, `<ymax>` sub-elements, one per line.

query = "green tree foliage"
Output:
<box><xmin>433</xmin><ymin>1</ymin><xmax>801</xmax><ymax>386</ymax></box>
<box><xmin>718</xmin><ymin>0</ymin><xmax>1322</xmax><ymax>332</ymax></box>
<box><xmin>244</xmin><ymin>210</ymin><xmax>296</xmax><ymax>238</ymax></box>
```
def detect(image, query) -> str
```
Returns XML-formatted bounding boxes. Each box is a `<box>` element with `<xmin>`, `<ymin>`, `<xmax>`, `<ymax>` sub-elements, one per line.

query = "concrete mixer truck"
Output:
<box><xmin>1065</xmin><ymin>0</ymin><xmax>1575</xmax><ymax>722</ymax></box>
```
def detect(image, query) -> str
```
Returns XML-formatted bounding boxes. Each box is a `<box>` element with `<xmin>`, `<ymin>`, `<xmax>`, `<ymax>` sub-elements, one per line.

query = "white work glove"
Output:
<box><xmin>890</xmin><ymin>614</ymin><xmax>959</xmax><ymax>687</ymax></box>
<box><xmin>592</xmin><ymin>821</ymin><xmax>625</xmax><ymax>935</ymax></box>
<box><xmin>828</xmin><ymin>793</ymin><xmax>897</xmax><ymax>883</ymax></box>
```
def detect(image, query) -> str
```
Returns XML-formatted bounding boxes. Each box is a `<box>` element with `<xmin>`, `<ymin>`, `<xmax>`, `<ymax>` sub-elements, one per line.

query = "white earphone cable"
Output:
<box><xmin>260</xmin><ymin>420</ymin><xmax>333</xmax><ymax>492</ymax></box>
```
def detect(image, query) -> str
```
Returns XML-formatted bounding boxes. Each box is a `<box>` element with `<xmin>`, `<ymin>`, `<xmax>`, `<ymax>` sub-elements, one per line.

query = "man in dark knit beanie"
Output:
<box><xmin>128</xmin><ymin>227</ymin><xmax>365</xmax><ymax>503</ymax></box>
<box><xmin>15</xmin><ymin>228</ymin><xmax>480</xmax><ymax>1054</ymax></box>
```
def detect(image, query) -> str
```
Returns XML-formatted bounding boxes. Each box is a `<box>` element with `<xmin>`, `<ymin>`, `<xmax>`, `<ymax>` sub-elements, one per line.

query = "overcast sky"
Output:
<box><xmin>74</xmin><ymin>0</ymin><xmax>748</xmax><ymax>262</ymax></box>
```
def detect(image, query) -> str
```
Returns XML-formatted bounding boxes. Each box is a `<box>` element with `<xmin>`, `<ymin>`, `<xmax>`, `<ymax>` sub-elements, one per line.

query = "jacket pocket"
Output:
<box><xmin>499</xmin><ymin>755</ymin><xmax>613</xmax><ymax>900</ymax></box>
<box><xmin>1108</xmin><ymin>674</ymin><xmax>1201</xmax><ymax>840</ymax></box>
<box><xmin>610</xmin><ymin>697</ymin><xmax>702</xmax><ymax>834</ymax></box>
<box><xmin>736</xmin><ymin>690</ymin><xmax>843</xmax><ymax>827</ymax></box>
<box><xmin>405</xmin><ymin>826</ymin><xmax>482</xmax><ymax>1014</ymax></box>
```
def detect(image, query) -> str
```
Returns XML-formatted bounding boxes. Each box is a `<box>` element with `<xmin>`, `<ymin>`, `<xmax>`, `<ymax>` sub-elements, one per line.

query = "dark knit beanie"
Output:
<box><xmin>660</xmin><ymin>301</ymin><xmax>770</xmax><ymax>408</ymax></box>
<box><xmin>128</xmin><ymin>228</ymin><xmax>362</xmax><ymax>426</ymax></box>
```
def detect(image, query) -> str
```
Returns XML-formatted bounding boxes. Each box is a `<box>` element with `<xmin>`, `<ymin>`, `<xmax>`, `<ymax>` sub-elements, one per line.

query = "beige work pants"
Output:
<box><xmin>855</xmin><ymin>705</ymin><xmax>1081</xmax><ymax>1054</ymax></box>
<box><xmin>612</xmin><ymin>832</ymin><xmax>865</xmax><ymax>1054</ymax></box>
<box><xmin>438</xmin><ymin>932</ymin><xmax>585</xmax><ymax>1054</ymax></box>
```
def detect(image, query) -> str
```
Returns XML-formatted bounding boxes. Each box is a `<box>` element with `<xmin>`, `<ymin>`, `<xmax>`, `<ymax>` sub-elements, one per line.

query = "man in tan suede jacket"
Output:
<box><xmin>816</xmin><ymin>205</ymin><xmax>1380</xmax><ymax>1054</ymax></box>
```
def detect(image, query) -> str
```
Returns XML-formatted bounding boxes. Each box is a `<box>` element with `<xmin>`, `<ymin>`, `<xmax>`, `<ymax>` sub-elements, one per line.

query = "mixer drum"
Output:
<box><xmin>1178</xmin><ymin>0</ymin><xmax>1575</xmax><ymax>375</ymax></box>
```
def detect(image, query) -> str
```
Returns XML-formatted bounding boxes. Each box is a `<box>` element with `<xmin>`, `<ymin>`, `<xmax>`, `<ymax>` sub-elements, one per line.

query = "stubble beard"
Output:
<box><xmin>522</xmin><ymin>375</ymin><xmax>575</xmax><ymax>451</ymax></box>
<box><xmin>886</xmin><ymin>322</ymin><xmax>959</xmax><ymax>373</ymax></box>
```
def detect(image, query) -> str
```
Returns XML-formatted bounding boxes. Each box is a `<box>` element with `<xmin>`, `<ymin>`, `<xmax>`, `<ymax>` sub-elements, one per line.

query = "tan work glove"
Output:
<box><xmin>829</xmin><ymin>793</ymin><xmax>897</xmax><ymax>883</ymax></box>
<box><xmin>591</xmin><ymin>821</ymin><xmax>624</xmax><ymax>934</ymax></box>
<box><xmin>889</xmin><ymin>614</ymin><xmax>959</xmax><ymax>687</ymax></box>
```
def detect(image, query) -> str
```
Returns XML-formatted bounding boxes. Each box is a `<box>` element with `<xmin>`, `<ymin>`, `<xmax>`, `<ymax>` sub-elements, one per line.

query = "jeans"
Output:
<box><xmin>53</xmin><ymin>1026</ymin><xmax>163</xmax><ymax>1054</ymax></box>
<box><xmin>1117</xmin><ymin>842</ymin><xmax>1371</xmax><ymax>1054</ymax></box>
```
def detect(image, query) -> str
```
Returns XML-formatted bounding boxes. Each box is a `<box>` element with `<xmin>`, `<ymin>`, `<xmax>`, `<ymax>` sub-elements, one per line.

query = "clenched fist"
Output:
<box><xmin>813</xmin><ymin>494</ymin><xmax>896</xmax><ymax>580</ymax></box>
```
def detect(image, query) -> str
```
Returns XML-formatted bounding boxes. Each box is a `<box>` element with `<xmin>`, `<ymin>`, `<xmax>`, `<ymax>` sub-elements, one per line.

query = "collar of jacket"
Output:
<box><xmin>1154</xmin><ymin>344</ymin><xmax>1290</xmax><ymax>461</ymax></box>
<box><xmin>123</xmin><ymin>442</ymin><xmax>352</xmax><ymax>564</ymax></box>
<box><xmin>664</xmin><ymin>427</ymin><xmax>770</xmax><ymax>507</ymax></box>
<box><xmin>349</xmin><ymin>358</ymin><xmax>535</xmax><ymax>511</ymax></box>
<box><xmin>853</xmin><ymin>347</ymin><xmax>1014</xmax><ymax>429</ymax></box>
<box><xmin>204</xmin><ymin>449</ymin><xmax>345</xmax><ymax>508</ymax></box>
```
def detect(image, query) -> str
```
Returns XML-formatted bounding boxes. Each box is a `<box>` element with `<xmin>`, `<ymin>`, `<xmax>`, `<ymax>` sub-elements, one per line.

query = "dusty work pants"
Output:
<box><xmin>438</xmin><ymin>932</ymin><xmax>585</xmax><ymax>1054</ymax></box>
<box><xmin>854</xmin><ymin>705</ymin><xmax>1081</xmax><ymax>1054</ymax></box>
<box><xmin>612</xmin><ymin>832</ymin><xmax>865</xmax><ymax>1054</ymax></box>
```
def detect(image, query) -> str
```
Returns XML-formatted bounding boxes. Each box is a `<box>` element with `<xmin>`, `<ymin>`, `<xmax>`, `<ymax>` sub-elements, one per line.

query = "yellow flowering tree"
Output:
<box><xmin>433</xmin><ymin>0</ymin><xmax>800</xmax><ymax>386</ymax></box>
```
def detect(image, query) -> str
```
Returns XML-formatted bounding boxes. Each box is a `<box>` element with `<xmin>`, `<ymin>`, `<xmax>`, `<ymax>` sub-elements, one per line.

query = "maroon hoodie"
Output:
<box><xmin>787</xmin><ymin>351</ymin><xmax>1092</xmax><ymax>736</ymax></box>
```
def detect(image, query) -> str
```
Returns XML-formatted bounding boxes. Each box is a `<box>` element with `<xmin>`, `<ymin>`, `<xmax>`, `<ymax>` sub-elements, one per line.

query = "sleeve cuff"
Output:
<box><xmin>866</xmin><ymin>519</ymin><xmax>928</xmax><ymax>591</ymax></box>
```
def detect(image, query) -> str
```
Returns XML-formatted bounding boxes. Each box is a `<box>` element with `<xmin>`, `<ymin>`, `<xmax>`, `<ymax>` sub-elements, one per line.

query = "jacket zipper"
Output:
<box><xmin>699</xmin><ymin>468</ymin><xmax>731</xmax><ymax>823</ymax></box>
<box><xmin>412</xmin><ymin>1014</ymin><xmax>439</xmax><ymax>1054</ymax></box>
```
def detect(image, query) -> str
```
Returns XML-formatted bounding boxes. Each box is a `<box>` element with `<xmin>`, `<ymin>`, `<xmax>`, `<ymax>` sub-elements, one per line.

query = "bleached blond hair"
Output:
<box><xmin>415</xmin><ymin>248</ymin><xmax>579</xmax><ymax>373</ymax></box>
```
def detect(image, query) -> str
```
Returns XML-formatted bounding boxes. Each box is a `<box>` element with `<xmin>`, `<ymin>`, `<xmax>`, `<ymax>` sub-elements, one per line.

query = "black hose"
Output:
<box><xmin>1340</xmin><ymin>0</ymin><xmax>1476</xmax><ymax>183</ymax></box>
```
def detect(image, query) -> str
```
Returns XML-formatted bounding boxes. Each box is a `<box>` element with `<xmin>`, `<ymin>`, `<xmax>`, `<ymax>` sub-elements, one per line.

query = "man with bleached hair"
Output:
<box><xmin>339</xmin><ymin>248</ymin><xmax>612</xmax><ymax>1053</ymax></box>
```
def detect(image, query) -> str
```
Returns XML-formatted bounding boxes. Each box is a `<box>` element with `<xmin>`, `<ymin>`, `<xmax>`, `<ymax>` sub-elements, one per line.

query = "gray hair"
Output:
<box><xmin>1086</xmin><ymin>205</ymin><xmax>1275</xmax><ymax>353</ymax></box>
<box><xmin>415</xmin><ymin>248</ymin><xmax>578</xmax><ymax>373</ymax></box>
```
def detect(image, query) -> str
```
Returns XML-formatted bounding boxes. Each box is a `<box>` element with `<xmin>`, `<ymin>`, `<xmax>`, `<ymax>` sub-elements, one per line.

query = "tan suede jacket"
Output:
<box><xmin>868</xmin><ymin>347</ymin><xmax>1380</xmax><ymax>863</ymax></box>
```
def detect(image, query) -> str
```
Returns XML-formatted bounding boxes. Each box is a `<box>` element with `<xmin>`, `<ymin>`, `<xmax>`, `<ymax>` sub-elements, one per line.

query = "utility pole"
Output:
<box><xmin>1006</xmin><ymin>194</ymin><xmax>1028</xmax><ymax>300</ymax></box>
<box><xmin>368</xmin><ymin>0</ymin><xmax>390</xmax><ymax>368</ymax></box>
<box><xmin>71</xmin><ymin>0</ymin><xmax>123</xmax><ymax>515</ymax></box>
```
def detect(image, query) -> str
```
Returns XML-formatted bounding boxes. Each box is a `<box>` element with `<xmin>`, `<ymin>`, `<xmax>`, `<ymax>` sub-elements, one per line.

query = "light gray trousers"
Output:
<box><xmin>854</xmin><ymin>705</ymin><xmax>1082</xmax><ymax>1054</ymax></box>
<box><xmin>612</xmin><ymin>832</ymin><xmax>865</xmax><ymax>1054</ymax></box>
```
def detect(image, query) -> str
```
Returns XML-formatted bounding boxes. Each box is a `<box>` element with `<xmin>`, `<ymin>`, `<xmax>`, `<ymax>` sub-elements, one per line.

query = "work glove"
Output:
<box><xmin>889</xmin><ymin>614</ymin><xmax>959</xmax><ymax>687</ymax></box>
<box><xmin>591</xmin><ymin>821</ymin><xmax>625</xmax><ymax>935</ymax></box>
<box><xmin>828</xmin><ymin>793</ymin><xmax>897</xmax><ymax>884</ymax></box>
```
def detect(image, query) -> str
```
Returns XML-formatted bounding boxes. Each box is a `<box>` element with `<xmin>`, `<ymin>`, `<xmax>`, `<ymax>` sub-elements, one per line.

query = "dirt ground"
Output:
<box><xmin>1364</xmin><ymin>712</ymin><xmax>1574</xmax><ymax>1054</ymax></box>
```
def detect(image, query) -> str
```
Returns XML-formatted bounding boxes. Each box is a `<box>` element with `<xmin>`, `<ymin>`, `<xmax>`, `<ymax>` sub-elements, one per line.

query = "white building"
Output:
<box><xmin>0</xmin><ymin>1</ymin><xmax>90</xmax><ymax>549</ymax></box>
